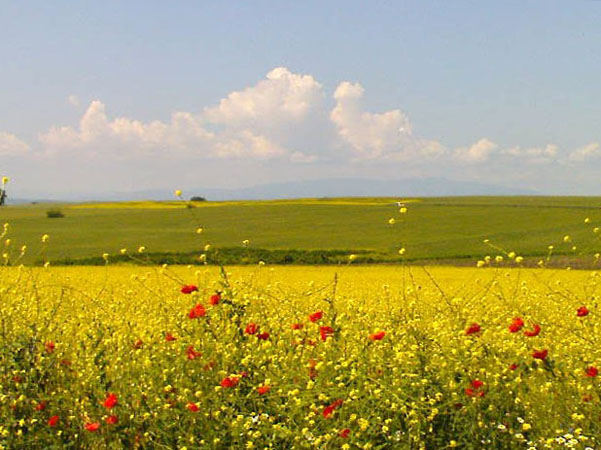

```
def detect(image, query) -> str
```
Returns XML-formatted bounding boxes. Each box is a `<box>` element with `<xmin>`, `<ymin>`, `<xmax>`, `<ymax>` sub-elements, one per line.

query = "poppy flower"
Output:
<box><xmin>186</xmin><ymin>346</ymin><xmax>202</xmax><ymax>360</ymax></box>
<box><xmin>509</xmin><ymin>363</ymin><xmax>518</xmax><ymax>371</ymax></box>
<box><xmin>319</xmin><ymin>326</ymin><xmax>335</xmax><ymax>341</ymax></box>
<box><xmin>309</xmin><ymin>310</ymin><xmax>324</xmax><ymax>322</ymax></box>
<box><xmin>257</xmin><ymin>385</ymin><xmax>271</xmax><ymax>395</ymax></box>
<box><xmin>339</xmin><ymin>428</ymin><xmax>351</xmax><ymax>438</ymax></box>
<box><xmin>102</xmin><ymin>393</ymin><xmax>118</xmax><ymax>409</ymax></box>
<box><xmin>291</xmin><ymin>323</ymin><xmax>304</xmax><ymax>330</ymax></box>
<box><xmin>470</xmin><ymin>379</ymin><xmax>484</xmax><ymax>389</ymax></box>
<box><xmin>245</xmin><ymin>323</ymin><xmax>259</xmax><ymax>335</ymax></box>
<box><xmin>257</xmin><ymin>332</ymin><xmax>270</xmax><ymax>340</ymax></box>
<box><xmin>209</xmin><ymin>293</ymin><xmax>221</xmax><ymax>305</ymax></box>
<box><xmin>165</xmin><ymin>333</ymin><xmax>176</xmax><ymax>342</ymax></box>
<box><xmin>524</xmin><ymin>324</ymin><xmax>541</xmax><ymax>337</ymax></box>
<box><xmin>585</xmin><ymin>366</ymin><xmax>599</xmax><ymax>377</ymax></box>
<box><xmin>35</xmin><ymin>401</ymin><xmax>47</xmax><ymax>411</ymax></box>
<box><xmin>577</xmin><ymin>306</ymin><xmax>590</xmax><ymax>317</ymax></box>
<box><xmin>48</xmin><ymin>415</ymin><xmax>59</xmax><ymax>427</ymax></box>
<box><xmin>133</xmin><ymin>339</ymin><xmax>143</xmax><ymax>349</ymax></box>
<box><xmin>369</xmin><ymin>331</ymin><xmax>386</xmax><ymax>341</ymax></box>
<box><xmin>85</xmin><ymin>422</ymin><xmax>100</xmax><ymax>432</ymax></box>
<box><xmin>465</xmin><ymin>323</ymin><xmax>481</xmax><ymax>335</ymax></box>
<box><xmin>105</xmin><ymin>415</ymin><xmax>118</xmax><ymax>424</ymax></box>
<box><xmin>187</xmin><ymin>402</ymin><xmax>199</xmax><ymax>412</ymax></box>
<box><xmin>465</xmin><ymin>379</ymin><xmax>485</xmax><ymax>397</ymax></box>
<box><xmin>188</xmin><ymin>304</ymin><xmax>206</xmax><ymax>319</ymax></box>
<box><xmin>221</xmin><ymin>377</ymin><xmax>239</xmax><ymax>388</ymax></box>
<box><xmin>532</xmin><ymin>349</ymin><xmax>548</xmax><ymax>360</ymax></box>
<box><xmin>181</xmin><ymin>285</ymin><xmax>198</xmax><ymax>294</ymax></box>
<box><xmin>45</xmin><ymin>341</ymin><xmax>55</xmax><ymax>354</ymax></box>
<box><xmin>323</xmin><ymin>399</ymin><xmax>343</xmax><ymax>418</ymax></box>
<box><xmin>508</xmin><ymin>317</ymin><xmax>524</xmax><ymax>333</ymax></box>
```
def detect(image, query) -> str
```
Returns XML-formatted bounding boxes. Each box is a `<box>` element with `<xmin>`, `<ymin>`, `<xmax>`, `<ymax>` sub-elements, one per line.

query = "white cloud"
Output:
<box><xmin>568</xmin><ymin>142</ymin><xmax>600</xmax><ymax>162</ymax></box>
<box><xmin>290</xmin><ymin>151</ymin><xmax>319</xmax><ymax>163</ymax></box>
<box><xmin>454</xmin><ymin>138</ymin><xmax>498</xmax><ymax>163</ymax></box>
<box><xmin>205</xmin><ymin>67</ymin><xmax>323</xmax><ymax>127</ymax></box>
<box><xmin>0</xmin><ymin>132</ymin><xmax>30</xmax><ymax>156</ymax></box>
<box><xmin>330</xmin><ymin>81</ymin><xmax>444</xmax><ymax>161</ymax></box>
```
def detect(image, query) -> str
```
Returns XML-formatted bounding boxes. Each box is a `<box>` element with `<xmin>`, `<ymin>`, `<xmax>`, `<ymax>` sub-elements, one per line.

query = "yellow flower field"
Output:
<box><xmin>0</xmin><ymin>264</ymin><xmax>600</xmax><ymax>449</ymax></box>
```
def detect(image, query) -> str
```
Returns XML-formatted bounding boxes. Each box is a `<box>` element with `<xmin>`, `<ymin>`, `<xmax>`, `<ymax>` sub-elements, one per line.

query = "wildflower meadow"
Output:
<box><xmin>1</xmin><ymin>191</ymin><xmax>601</xmax><ymax>449</ymax></box>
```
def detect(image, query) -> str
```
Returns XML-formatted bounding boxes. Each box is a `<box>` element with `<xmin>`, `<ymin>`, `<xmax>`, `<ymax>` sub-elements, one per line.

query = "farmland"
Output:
<box><xmin>2</xmin><ymin>196</ymin><xmax>601</xmax><ymax>265</ymax></box>
<box><xmin>0</xmin><ymin>264</ymin><xmax>600</xmax><ymax>449</ymax></box>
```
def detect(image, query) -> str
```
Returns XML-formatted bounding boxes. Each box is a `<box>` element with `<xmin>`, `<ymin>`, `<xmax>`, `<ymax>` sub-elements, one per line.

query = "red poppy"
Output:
<box><xmin>257</xmin><ymin>385</ymin><xmax>271</xmax><ymax>395</ymax></box>
<box><xmin>508</xmin><ymin>317</ymin><xmax>524</xmax><ymax>333</ymax></box>
<box><xmin>323</xmin><ymin>399</ymin><xmax>343</xmax><ymax>418</ymax></box>
<box><xmin>187</xmin><ymin>402</ymin><xmax>199</xmax><ymax>412</ymax></box>
<box><xmin>577</xmin><ymin>306</ymin><xmax>590</xmax><ymax>317</ymax></box>
<box><xmin>209</xmin><ymin>293</ymin><xmax>221</xmax><ymax>305</ymax></box>
<box><xmin>221</xmin><ymin>377</ymin><xmax>239</xmax><ymax>388</ymax></box>
<box><xmin>257</xmin><ymin>332</ymin><xmax>270</xmax><ymax>340</ymax></box>
<box><xmin>103</xmin><ymin>393</ymin><xmax>118</xmax><ymax>409</ymax></box>
<box><xmin>309</xmin><ymin>310</ymin><xmax>324</xmax><ymax>322</ymax></box>
<box><xmin>181</xmin><ymin>285</ymin><xmax>198</xmax><ymax>294</ymax></box>
<box><xmin>339</xmin><ymin>428</ymin><xmax>351</xmax><ymax>438</ymax></box>
<box><xmin>585</xmin><ymin>366</ymin><xmax>599</xmax><ymax>377</ymax></box>
<box><xmin>465</xmin><ymin>379</ymin><xmax>485</xmax><ymax>397</ymax></box>
<box><xmin>48</xmin><ymin>415</ymin><xmax>59</xmax><ymax>427</ymax></box>
<box><xmin>320</xmin><ymin>326</ymin><xmax>335</xmax><ymax>341</ymax></box>
<box><xmin>464</xmin><ymin>387</ymin><xmax>485</xmax><ymax>397</ymax></box>
<box><xmin>35</xmin><ymin>401</ymin><xmax>47</xmax><ymax>411</ymax></box>
<box><xmin>133</xmin><ymin>339</ymin><xmax>143</xmax><ymax>349</ymax></box>
<box><xmin>186</xmin><ymin>346</ymin><xmax>202</xmax><ymax>360</ymax></box>
<box><xmin>245</xmin><ymin>323</ymin><xmax>259</xmax><ymax>335</ymax></box>
<box><xmin>105</xmin><ymin>415</ymin><xmax>118</xmax><ymax>425</ymax></box>
<box><xmin>509</xmin><ymin>363</ymin><xmax>518</xmax><ymax>371</ymax></box>
<box><xmin>45</xmin><ymin>341</ymin><xmax>55</xmax><ymax>354</ymax></box>
<box><xmin>291</xmin><ymin>323</ymin><xmax>304</xmax><ymax>330</ymax></box>
<box><xmin>465</xmin><ymin>323</ymin><xmax>481</xmax><ymax>335</ymax></box>
<box><xmin>165</xmin><ymin>333</ymin><xmax>176</xmax><ymax>342</ymax></box>
<box><xmin>524</xmin><ymin>324</ymin><xmax>541</xmax><ymax>337</ymax></box>
<box><xmin>188</xmin><ymin>303</ymin><xmax>206</xmax><ymax>319</ymax></box>
<box><xmin>470</xmin><ymin>379</ymin><xmax>484</xmax><ymax>389</ymax></box>
<box><xmin>85</xmin><ymin>422</ymin><xmax>100</xmax><ymax>432</ymax></box>
<box><xmin>532</xmin><ymin>349</ymin><xmax>548</xmax><ymax>360</ymax></box>
<box><xmin>369</xmin><ymin>331</ymin><xmax>386</xmax><ymax>341</ymax></box>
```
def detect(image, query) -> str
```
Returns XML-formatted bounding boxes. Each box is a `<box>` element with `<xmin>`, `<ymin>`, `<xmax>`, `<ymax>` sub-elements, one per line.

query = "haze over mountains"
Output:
<box><xmin>9</xmin><ymin>178</ymin><xmax>535</xmax><ymax>203</ymax></box>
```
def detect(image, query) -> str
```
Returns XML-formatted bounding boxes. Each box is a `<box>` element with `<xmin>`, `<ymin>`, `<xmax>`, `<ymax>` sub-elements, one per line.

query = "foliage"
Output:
<box><xmin>46</xmin><ymin>209</ymin><xmax>65</xmax><ymax>219</ymax></box>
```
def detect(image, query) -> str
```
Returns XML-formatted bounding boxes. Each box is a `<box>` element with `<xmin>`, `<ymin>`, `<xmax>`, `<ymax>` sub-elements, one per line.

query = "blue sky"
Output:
<box><xmin>2</xmin><ymin>1</ymin><xmax>601</xmax><ymax>196</ymax></box>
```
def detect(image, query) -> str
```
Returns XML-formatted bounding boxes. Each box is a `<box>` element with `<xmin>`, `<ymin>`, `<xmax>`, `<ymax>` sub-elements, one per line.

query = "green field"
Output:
<box><xmin>2</xmin><ymin>196</ymin><xmax>601</xmax><ymax>265</ymax></box>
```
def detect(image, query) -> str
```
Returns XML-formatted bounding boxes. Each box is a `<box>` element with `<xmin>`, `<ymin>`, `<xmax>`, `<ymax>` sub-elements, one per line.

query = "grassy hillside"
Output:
<box><xmin>1</xmin><ymin>196</ymin><xmax>601</xmax><ymax>264</ymax></box>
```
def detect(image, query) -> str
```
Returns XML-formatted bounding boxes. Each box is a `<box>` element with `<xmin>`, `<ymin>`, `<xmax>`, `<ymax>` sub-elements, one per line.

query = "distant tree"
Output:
<box><xmin>190</xmin><ymin>196</ymin><xmax>207</xmax><ymax>202</ymax></box>
<box><xmin>46</xmin><ymin>209</ymin><xmax>65</xmax><ymax>218</ymax></box>
<box><xmin>0</xmin><ymin>188</ymin><xmax>6</xmax><ymax>206</ymax></box>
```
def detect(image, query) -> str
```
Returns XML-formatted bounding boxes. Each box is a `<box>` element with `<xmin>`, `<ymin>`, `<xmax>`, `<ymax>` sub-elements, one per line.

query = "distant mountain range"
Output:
<box><xmin>9</xmin><ymin>177</ymin><xmax>537</xmax><ymax>203</ymax></box>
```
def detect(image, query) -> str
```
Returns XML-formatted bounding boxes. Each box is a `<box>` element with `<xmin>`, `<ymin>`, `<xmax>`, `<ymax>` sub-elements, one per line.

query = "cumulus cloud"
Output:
<box><xmin>15</xmin><ymin>67</ymin><xmax>587</xmax><ymax>174</ymax></box>
<box><xmin>330</xmin><ymin>81</ymin><xmax>444</xmax><ymax>161</ymax></box>
<box><xmin>0</xmin><ymin>132</ymin><xmax>30</xmax><ymax>156</ymax></box>
<box><xmin>454</xmin><ymin>138</ymin><xmax>499</xmax><ymax>163</ymax></box>
<box><xmin>205</xmin><ymin>67</ymin><xmax>323</xmax><ymax>127</ymax></box>
<box><xmin>568</xmin><ymin>142</ymin><xmax>600</xmax><ymax>162</ymax></box>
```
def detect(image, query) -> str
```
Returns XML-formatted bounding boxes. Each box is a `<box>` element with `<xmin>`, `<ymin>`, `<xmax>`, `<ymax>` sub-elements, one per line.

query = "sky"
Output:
<box><xmin>1</xmin><ymin>0</ymin><xmax>601</xmax><ymax>197</ymax></box>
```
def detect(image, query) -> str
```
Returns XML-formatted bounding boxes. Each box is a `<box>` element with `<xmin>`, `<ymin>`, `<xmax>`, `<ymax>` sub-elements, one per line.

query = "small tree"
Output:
<box><xmin>190</xmin><ymin>196</ymin><xmax>207</xmax><ymax>202</ymax></box>
<box><xmin>0</xmin><ymin>188</ymin><xmax>6</xmax><ymax>206</ymax></box>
